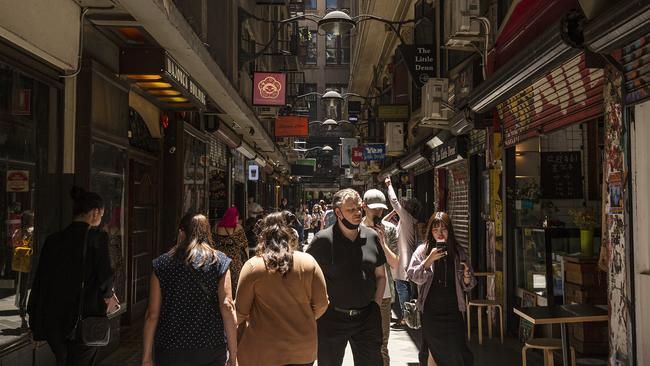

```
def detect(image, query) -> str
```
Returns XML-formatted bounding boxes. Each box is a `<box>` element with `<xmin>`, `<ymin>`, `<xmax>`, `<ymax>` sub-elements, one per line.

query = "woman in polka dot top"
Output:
<box><xmin>142</xmin><ymin>213</ymin><xmax>238</xmax><ymax>366</ymax></box>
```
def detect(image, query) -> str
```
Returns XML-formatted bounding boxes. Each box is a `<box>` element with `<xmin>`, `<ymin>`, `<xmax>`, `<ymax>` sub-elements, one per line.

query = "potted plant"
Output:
<box><xmin>568</xmin><ymin>207</ymin><xmax>599</xmax><ymax>256</ymax></box>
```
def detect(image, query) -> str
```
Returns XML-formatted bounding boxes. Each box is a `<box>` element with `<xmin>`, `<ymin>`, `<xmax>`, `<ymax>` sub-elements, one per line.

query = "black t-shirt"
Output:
<box><xmin>306</xmin><ymin>223</ymin><xmax>386</xmax><ymax>309</ymax></box>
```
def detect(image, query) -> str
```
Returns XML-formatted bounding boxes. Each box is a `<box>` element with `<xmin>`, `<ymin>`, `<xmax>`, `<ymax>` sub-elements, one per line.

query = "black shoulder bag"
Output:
<box><xmin>71</xmin><ymin>228</ymin><xmax>111</xmax><ymax>346</ymax></box>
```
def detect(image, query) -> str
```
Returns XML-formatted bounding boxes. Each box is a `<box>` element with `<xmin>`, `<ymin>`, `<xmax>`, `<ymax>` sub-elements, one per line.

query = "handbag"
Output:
<box><xmin>71</xmin><ymin>228</ymin><xmax>111</xmax><ymax>346</ymax></box>
<box><xmin>403</xmin><ymin>299</ymin><xmax>421</xmax><ymax>329</ymax></box>
<box><xmin>12</xmin><ymin>245</ymin><xmax>32</xmax><ymax>273</ymax></box>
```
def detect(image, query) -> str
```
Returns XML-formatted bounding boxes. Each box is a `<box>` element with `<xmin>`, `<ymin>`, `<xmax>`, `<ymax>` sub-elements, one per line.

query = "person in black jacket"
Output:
<box><xmin>27</xmin><ymin>186</ymin><xmax>118</xmax><ymax>366</ymax></box>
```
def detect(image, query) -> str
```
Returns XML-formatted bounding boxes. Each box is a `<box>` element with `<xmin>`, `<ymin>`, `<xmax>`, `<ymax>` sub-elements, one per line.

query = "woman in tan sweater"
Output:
<box><xmin>235</xmin><ymin>213</ymin><xmax>329</xmax><ymax>366</ymax></box>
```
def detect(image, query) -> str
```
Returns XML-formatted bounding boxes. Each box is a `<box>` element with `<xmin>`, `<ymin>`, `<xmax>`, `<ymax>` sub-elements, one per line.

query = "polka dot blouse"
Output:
<box><xmin>153</xmin><ymin>251</ymin><xmax>232</xmax><ymax>351</ymax></box>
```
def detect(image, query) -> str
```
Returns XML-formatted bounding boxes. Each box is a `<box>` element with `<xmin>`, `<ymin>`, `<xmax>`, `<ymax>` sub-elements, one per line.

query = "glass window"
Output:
<box><xmin>303</xmin><ymin>83</ymin><xmax>318</xmax><ymax>123</ymax></box>
<box><xmin>0</xmin><ymin>61</ymin><xmax>58</xmax><ymax>330</ymax></box>
<box><xmin>326</xmin><ymin>33</ymin><xmax>350</xmax><ymax>65</ymax></box>
<box><xmin>90</xmin><ymin>142</ymin><xmax>127</xmax><ymax>306</ymax></box>
<box><xmin>304</xmin><ymin>0</ymin><xmax>317</xmax><ymax>9</ymax></box>
<box><xmin>299</xmin><ymin>29</ymin><xmax>318</xmax><ymax>65</ymax></box>
<box><xmin>183</xmin><ymin>132</ymin><xmax>208</xmax><ymax>215</ymax></box>
<box><xmin>326</xmin><ymin>0</ymin><xmax>349</xmax><ymax>11</ymax></box>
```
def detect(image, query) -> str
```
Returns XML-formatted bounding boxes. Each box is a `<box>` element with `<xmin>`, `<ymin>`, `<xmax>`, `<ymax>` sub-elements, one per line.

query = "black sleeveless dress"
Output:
<box><xmin>422</xmin><ymin>255</ymin><xmax>473</xmax><ymax>366</ymax></box>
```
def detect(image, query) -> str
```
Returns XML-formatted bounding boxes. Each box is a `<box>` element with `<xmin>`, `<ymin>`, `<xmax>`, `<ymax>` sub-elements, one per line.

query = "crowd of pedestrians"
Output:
<box><xmin>26</xmin><ymin>183</ymin><xmax>477</xmax><ymax>366</ymax></box>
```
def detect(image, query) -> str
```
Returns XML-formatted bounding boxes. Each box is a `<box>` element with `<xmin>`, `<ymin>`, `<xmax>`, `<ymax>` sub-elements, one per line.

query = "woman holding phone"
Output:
<box><xmin>407</xmin><ymin>212</ymin><xmax>476</xmax><ymax>366</ymax></box>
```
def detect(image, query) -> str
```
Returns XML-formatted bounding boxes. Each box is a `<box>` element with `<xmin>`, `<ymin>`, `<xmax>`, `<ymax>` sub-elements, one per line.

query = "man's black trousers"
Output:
<box><xmin>316</xmin><ymin>303</ymin><xmax>383</xmax><ymax>366</ymax></box>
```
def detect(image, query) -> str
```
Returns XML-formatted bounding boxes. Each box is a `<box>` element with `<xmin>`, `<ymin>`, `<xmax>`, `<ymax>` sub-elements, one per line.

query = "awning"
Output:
<box><xmin>468</xmin><ymin>19</ymin><xmax>582</xmax><ymax>114</ymax></box>
<box><xmin>210</xmin><ymin>119</ymin><xmax>241</xmax><ymax>149</ymax></box>
<box><xmin>378</xmin><ymin>161</ymin><xmax>400</xmax><ymax>180</ymax></box>
<box><xmin>399</xmin><ymin>146</ymin><xmax>432</xmax><ymax>171</ymax></box>
<box><xmin>583</xmin><ymin>0</ymin><xmax>650</xmax><ymax>53</ymax></box>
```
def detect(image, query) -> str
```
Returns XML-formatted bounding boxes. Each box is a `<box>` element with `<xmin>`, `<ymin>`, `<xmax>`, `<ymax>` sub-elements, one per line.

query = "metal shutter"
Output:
<box><xmin>496</xmin><ymin>52</ymin><xmax>604</xmax><ymax>147</ymax></box>
<box><xmin>447</xmin><ymin>160</ymin><xmax>470</xmax><ymax>251</ymax></box>
<box><xmin>617</xmin><ymin>32</ymin><xmax>650</xmax><ymax>105</ymax></box>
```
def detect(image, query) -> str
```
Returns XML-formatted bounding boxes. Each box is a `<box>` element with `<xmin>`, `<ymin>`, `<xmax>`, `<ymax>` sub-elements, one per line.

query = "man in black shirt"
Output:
<box><xmin>307</xmin><ymin>188</ymin><xmax>386</xmax><ymax>366</ymax></box>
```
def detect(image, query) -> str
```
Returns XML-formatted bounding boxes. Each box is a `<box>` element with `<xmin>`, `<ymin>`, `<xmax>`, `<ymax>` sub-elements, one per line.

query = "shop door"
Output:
<box><xmin>127</xmin><ymin>159</ymin><xmax>158</xmax><ymax>322</ymax></box>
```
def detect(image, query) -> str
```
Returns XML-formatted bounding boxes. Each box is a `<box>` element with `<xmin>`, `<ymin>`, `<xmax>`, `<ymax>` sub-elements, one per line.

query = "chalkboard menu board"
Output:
<box><xmin>540</xmin><ymin>152</ymin><xmax>583</xmax><ymax>199</ymax></box>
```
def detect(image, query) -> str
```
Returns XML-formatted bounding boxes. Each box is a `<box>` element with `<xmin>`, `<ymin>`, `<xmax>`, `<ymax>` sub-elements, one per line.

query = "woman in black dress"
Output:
<box><xmin>407</xmin><ymin>212</ymin><xmax>476</xmax><ymax>366</ymax></box>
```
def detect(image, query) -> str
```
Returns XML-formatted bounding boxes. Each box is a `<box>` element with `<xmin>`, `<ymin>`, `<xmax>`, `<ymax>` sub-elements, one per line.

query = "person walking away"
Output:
<box><xmin>361</xmin><ymin>189</ymin><xmax>399</xmax><ymax>366</ymax></box>
<box><xmin>407</xmin><ymin>212</ymin><xmax>476</xmax><ymax>366</ymax></box>
<box><xmin>311</xmin><ymin>204</ymin><xmax>323</xmax><ymax>233</ymax></box>
<box><xmin>214</xmin><ymin>207</ymin><xmax>248</xmax><ymax>294</ymax></box>
<box><xmin>28</xmin><ymin>187</ymin><xmax>119</xmax><ymax>366</ymax></box>
<box><xmin>384</xmin><ymin>176</ymin><xmax>421</xmax><ymax>325</ymax></box>
<box><xmin>306</xmin><ymin>189</ymin><xmax>386</xmax><ymax>366</ymax></box>
<box><xmin>142</xmin><ymin>213</ymin><xmax>237</xmax><ymax>366</ymax></box>
<box><xmin>236</xmin><ymin>215</ymin><xmax>329</xmax><ymax>366</ymax></box>
<box><xmin>247</xmin><ymin>197</ymin><xmax>263</xmax><ymax>219</ymax></box>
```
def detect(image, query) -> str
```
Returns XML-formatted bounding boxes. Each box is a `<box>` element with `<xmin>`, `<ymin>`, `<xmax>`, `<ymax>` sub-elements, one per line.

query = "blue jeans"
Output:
<box><xmin>395</xmin><ymin>280</ymin><xmax>412</xmax><ymax>317</ymax></box>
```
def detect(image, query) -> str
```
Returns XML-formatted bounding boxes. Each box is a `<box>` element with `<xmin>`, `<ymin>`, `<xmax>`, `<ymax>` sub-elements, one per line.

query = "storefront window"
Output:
<box><xmin>513</xmin><ymin>123</ymin><xmax>601</xmax><ymax>302</ymax></box>
<box><xmin>90</xmin><ymin>143</ymin><xmax>127</xmax><ymax>306</ymax></box>
<box><xmin>183</xmin><ymin>131</ymin><xmax>208</xmax><ymax>214</ymax></box>
<box><xmin>208</xmin><ymin>138</ymin><xmax>228</xmax><ymax>224</ymax></box>
<box><xmin>0</xmin><ymin>61</ymin><xmax>59</xmax><ymax>330</ymax></box>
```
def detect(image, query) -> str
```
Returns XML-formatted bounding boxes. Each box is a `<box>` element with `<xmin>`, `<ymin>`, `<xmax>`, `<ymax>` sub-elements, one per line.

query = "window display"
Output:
<box><xmin>0</xmin><ymin>61</ymin><xmax>59</xmax><ymax>328</ymax></box>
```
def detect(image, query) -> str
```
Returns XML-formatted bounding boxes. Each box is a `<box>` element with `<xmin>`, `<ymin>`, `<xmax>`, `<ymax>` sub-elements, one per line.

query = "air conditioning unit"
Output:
<box><xmin>421</xmin><ymin>78</ymin><xmax>451</xmax><ymax>128</ymax></box>
<box><xmin>446</xmin><ymin>0</ymin><xmax>482</xmax><ymax>50</ymax></box>
<box><xmin>256</xmin><ymin>106</ymin><xmax>278</xmax><ymax>117</ymax></box>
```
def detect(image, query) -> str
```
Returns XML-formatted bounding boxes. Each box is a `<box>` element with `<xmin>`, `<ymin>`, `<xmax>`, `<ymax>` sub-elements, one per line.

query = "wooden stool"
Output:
<box><xmin>522</xmin><ymin>338</ymin><xmax>576</xmax><ymax>366</ymax></box>
<box><xmin>467</xmin><ymin>299</ymin><xmax>503</xmax><ymax>345</ymax></box>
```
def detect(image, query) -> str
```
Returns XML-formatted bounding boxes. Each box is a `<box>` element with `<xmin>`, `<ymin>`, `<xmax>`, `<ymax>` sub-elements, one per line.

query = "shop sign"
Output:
<box><xmin>248</xmin><ymin>164</ymin><xmax>259</xmax><ymax>181</ymax></box>
<box><xmin>275</xmin><ymin>115</ymin><xmax>308</xmax><ymax>137</ymax></box>
<box><xmin>377</xmin><ymin>104</ymin><xmax>409</xmax><ymax>122</ymax></box>
<box><xmin>6</xmin><ymin>170</ymin><xmax>29</xmax><ymax>192</ymax></box>
<box><xmin>351</xmin><ymin>147</ymin><xmax>364</xmax><ymax>162</ymax></box>
<box><xmin>398</xmin><ymin>44</ymin><xmax>436</xmax><ymax>87</ymax></box>
<box><xmin>363</xmin><ymin>144</ymin><xmax>386</xmax><ymax>161</ymax></box>
<box><xmin>253</xmin><ymin>72</ymin><xmax>286</xmax><ymax>106</ymax></box>
<box><xmin>340</xmin><ymin>138</ymin><xmax>358</xmax><ymax>167</ymax></box>
<box><xmin>385</xmin><ymin>122</ymin><xmax>405</xmax><ymax>155</ymax></box>
<box><xmin>164</xmin><ymin>56</ymin><xmax>206</xmax><ymax>106</ymax></box>
<box><xmin>430</xmin><ymin>137</ymin><xmax>467</xmax><ymax>166</ymax></box>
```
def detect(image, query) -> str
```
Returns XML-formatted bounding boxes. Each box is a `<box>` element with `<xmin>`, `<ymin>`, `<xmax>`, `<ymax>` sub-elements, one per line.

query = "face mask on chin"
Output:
<box><xmin>337</xmin><ymin>209</ymin><xmax>360</xmax><ymax>230</ymax></box>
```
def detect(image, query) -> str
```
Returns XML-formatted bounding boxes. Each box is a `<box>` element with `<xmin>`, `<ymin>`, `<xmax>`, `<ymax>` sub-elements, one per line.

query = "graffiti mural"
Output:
<box><xmin>603</xmin><ymin>64</ymin><xmax>632</xmax><ymax>365</ymax></box>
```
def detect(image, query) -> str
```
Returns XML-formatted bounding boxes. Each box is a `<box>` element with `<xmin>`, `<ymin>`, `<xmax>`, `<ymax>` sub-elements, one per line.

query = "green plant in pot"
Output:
<box><xmin>568</xmin><ymin>207</ymin><xmax>598</xmax><ymax>256</ymax></box>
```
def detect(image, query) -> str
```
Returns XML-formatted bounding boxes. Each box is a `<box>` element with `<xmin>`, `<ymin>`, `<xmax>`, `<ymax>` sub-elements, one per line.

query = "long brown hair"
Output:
<box><xmin>170</xmin><ymin>212</ymin><xmax>219</xmax><ymax>268</ymax></box>
<box><xmin>256</xmin><ymin>213</ymin><xmax>298</xmax><ymax>275</ymax></box>
<box><xmin>425</xmin><ymin>211</ymin><xmax>458</xmax><ymax>260</ymax></box>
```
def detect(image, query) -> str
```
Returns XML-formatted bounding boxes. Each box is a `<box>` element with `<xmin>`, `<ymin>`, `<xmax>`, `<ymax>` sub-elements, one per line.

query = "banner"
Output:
<box><xmin>253</xmin><ymin>72</ymin><xmax>286</xmax><ymax>106</ymax></box>
<box><xmin>275</xmin><ymin>115</ymin><xmax>308</xmax><ymax>137</ymax></box>
<box><xmin>340</xmin><ymin>138</ymin><xmax>358</xmax><ymax>167</ymax></box>
<box><xmin>363</xmin><ymin>144</ymin><xmax>386</xmax><ymax>161</ymax></box>
<box><xmin>248</xmin><ymin>164</ymin><xmax>259</xmax><ymax>181</ymax></box>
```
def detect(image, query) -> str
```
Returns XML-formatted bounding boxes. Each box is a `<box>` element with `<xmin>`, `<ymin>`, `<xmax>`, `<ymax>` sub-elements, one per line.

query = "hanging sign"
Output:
<box><xmin>248</xmin><ymin>164</ymin><xmax>259</xmax><ymax>181</ymax></box>
<box><xmin>6</xmin><ymin>170</ymin><xmax>29</xmax><ymax>192</ymax></box>
<box><xmin>340</xmin><ymin>138</ymin><xmax>358</xmax><ymax>167</ymax></box>
<box><xmin>363</xmin><ymin>144</ymin><xmax>386</xmax><ymax>161</ymax></box>
<box><xmin>377</xmin><ymin>104</ymin><xmax>409</xmax><ymax>122</ymax></box>
<box><xmin>351</xmin><ymin>147</ymin><xmax>364</xmax><ymax>162</ymax></box>
<box><xmin>398</xmin><ymin>44</ymin><xmax>436</xmax><ymax>87</ymax></box>
<box><xmin>253</xmin><ymin>72</ymin><xmax>286</xmax><ymax>106</ymax></box>
<box><xmin>430</xmin><ymin>137</ymin><xmax>467</xmax><ymax>166</ymax></box>
<box><xmin>275</xmin><ymin>115</ymin><xmax>308</xmax><ymax>137</ymax></box>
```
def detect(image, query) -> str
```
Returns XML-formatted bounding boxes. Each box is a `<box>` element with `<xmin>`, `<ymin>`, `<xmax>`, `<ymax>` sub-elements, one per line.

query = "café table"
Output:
<box><xmin>514</xmin><ymin>304</ymin><xmax>607</xmax><ymax>366</ymax></box>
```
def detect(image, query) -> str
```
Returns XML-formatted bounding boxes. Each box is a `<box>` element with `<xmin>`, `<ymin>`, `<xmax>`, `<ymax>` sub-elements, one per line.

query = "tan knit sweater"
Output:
<box><xmin>235</xmin><ymin>252</ymin><xmax>329</xmax><ymax>366</ymax></box>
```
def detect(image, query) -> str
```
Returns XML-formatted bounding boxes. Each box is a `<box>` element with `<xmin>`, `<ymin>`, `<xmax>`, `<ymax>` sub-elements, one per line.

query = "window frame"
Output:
<box><xmin>325</xmin><ymin>32</ymin><xmax>350</xmax><ymax>65</ymax></box>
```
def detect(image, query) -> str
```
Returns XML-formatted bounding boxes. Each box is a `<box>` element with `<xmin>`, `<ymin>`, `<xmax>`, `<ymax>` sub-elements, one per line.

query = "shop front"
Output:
<box><xmin>398</xmin><ymin>146</ymin><xmax>434</xmax><ymax>224</ymax></box>
<box><xmin>429</xmin><ymin>136</ymin><xmax>470</xmax><ymax>251</ymax></box>
<box><xmin>496</xmin><ymin>51</ymin><xmax>607</xmax><ymax>353</ymax></box>
<box><xmin>0</xmin><ymin>50</ymin><xmax>64</xmax><ymax>359</ymax></box>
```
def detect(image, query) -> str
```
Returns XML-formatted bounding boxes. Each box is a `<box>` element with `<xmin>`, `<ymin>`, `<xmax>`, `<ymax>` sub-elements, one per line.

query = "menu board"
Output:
<box><xmin>540</xmin><ymin>152</ymin><xmax>583</xmax><ymax>199</ymax></box>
